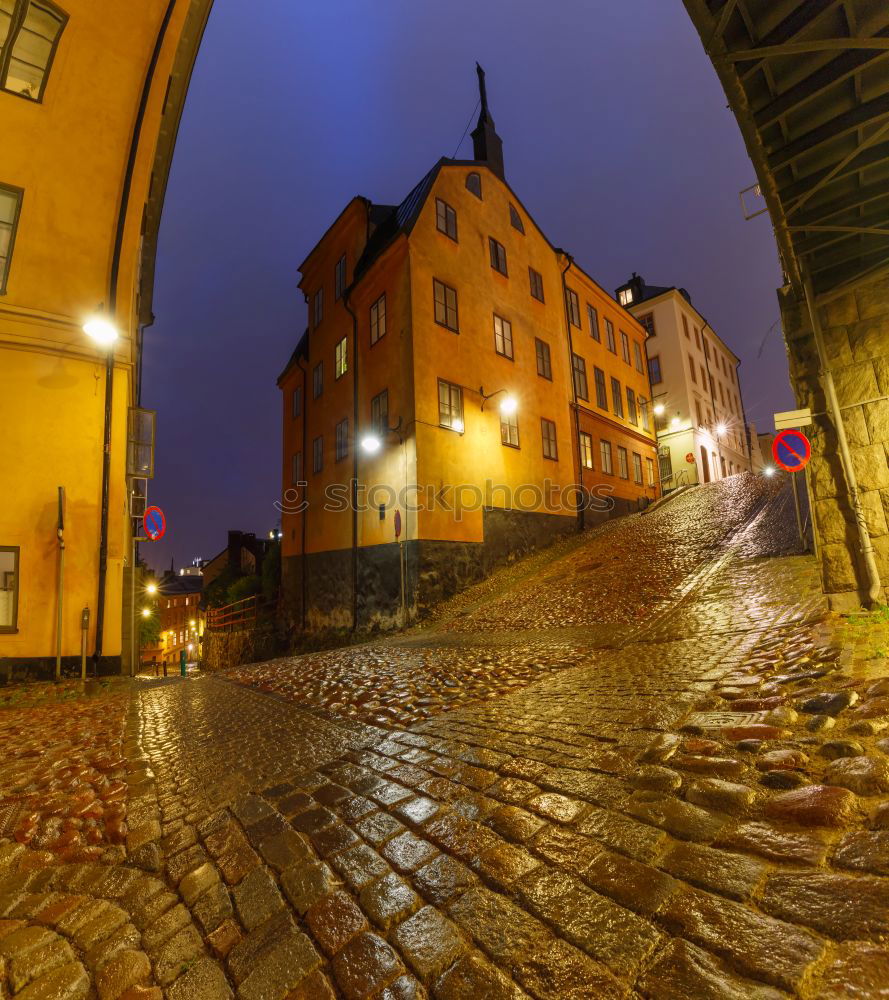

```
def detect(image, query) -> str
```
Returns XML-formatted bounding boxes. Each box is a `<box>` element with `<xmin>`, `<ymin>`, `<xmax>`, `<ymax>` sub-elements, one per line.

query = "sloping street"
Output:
<box><xmin>2</xmin><ymin>475</ymin><xmax>889</xmax><ymax>999</ymax></box>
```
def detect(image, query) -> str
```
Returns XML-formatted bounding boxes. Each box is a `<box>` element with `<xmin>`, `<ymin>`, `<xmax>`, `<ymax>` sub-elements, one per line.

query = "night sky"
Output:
<box><xmin>142</xmin><ymin>0</ymin><xmax>795</xmax><ymax>573</ymax></box>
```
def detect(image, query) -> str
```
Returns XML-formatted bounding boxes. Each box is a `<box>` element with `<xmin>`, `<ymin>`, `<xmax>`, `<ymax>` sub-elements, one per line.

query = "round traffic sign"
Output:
<box><xmin>772</xmin><ymin>429</ymin><xmax>811</xmax><ymax>473</ymax></box>
<box><xmin>143</xmin><ymin>505</ymin><xmax>166</xmax><ymax>541</ymax></box>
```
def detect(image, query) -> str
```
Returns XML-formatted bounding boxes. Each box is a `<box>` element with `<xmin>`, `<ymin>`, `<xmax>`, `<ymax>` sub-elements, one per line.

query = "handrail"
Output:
<box><xmin>206</xmin><ymin>594</ymin><xmax>259</xmax><ymax>631</ymax></box>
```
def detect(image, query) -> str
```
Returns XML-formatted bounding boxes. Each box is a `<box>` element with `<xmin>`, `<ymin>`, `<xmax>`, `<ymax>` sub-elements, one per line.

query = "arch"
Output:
<box><xmin>465</xmin><ymin>172</ymin><xmax>482</xmax><ymax>199</ymax></box>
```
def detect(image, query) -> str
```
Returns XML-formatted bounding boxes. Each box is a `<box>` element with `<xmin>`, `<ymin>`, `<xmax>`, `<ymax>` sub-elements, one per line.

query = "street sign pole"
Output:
<box><xmin>772</xmin><ymin>427</ymin><xmax>812</xmax><ymax>551</ymax></box>
<box><xmin>791</xmin><ymin>464</ymin><xmax>805</xmax><ymax>549</ymax></box>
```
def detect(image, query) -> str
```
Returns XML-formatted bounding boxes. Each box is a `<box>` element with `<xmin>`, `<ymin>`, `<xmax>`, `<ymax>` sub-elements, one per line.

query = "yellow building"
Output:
<box><xmin>0</xmin><ymin>0</ymin><xmax>212</xmax><ymax>675</ymax></box>
<box><xmin>279</xmin><ymin>70</ymin><xmax>658</xmax><ymax>630</ymax></box>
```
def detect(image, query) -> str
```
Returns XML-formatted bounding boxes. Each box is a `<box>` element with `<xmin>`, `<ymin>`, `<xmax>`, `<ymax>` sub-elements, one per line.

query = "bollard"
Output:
<box><xmin>180</xmin><ymin>649</ymin><xmax>187</xmax><ymax>677</ymax></box>
<box><xmin>80</xmin><ymin>607</ymin><xmax>90</xmax><ymax>681</ymax></box>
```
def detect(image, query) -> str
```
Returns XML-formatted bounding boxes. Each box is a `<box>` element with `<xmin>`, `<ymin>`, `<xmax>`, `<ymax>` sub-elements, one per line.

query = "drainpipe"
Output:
<box><xmin>802</xmin><ymin>271</ymin><xmax>882</xmax><ymax>607</ymax></box>
<box><xmin>558</xmin><ymin>253</ymin><xmax>584</xmax><ymax>531</ymax></box>
<box><xmin>734</xmin><ymin>359</ymin><xmax>753</xmax><ymax>468</ymax></box>
<box><xmin>343</xmin><ymin>291</ymin><xmax>359</xmax><ymax>632</ymax></box>
<box><xmin>700</xmin><ymin>323</ymin><xmax>725</xmax><ymax>479</ymax></box>
<box><xmin>295</xmin><ymin>351</ymin><xmax>308</xmax><ymax>631</ymax></box>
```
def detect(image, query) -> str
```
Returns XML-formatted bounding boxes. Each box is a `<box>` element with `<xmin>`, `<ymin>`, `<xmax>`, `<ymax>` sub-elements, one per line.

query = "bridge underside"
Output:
<box><xmin>684</xmin><ymin>0</ymin><xmax>889</xmax><ymax>609</ymax></box>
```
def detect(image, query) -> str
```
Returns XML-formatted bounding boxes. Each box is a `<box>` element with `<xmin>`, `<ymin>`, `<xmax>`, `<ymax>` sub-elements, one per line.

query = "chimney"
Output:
<box><xmin>470</xmin><ymin>63</ymin><xmax>504</xmax><ymax>180</ymax></box>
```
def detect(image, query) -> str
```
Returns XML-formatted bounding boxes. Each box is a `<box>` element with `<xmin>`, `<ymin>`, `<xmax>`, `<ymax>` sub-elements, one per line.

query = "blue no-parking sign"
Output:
<box><xmin>143</xmin><ymin>505</ymin><xmax>166</xmax><ymax>541</ymax></box>
<box><xmin>772</xmin><ymin>429</ymin><xmax>811</xmax><ymax>473</ymax></box>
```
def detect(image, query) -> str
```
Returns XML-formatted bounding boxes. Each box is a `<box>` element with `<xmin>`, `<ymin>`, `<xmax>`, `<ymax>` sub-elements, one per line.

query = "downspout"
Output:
<box><xmin>295</xmin><ymin>351</ymin><xmax>308</xmax><ymax>631</ymax></box>
<box><xmin>95</xmin><ymin>0</ymin><xmax>176</xmax><ymax>669</ymax></box>
<box><xmin>802</xmin><ymin>270</ymin><xmax>882</xmax><ymax>607</ymax></box>
<box><xmin>558</xmin><ymin>253</ymin><xmax>584</xmax><ymax>531</ymax></box>
<box><xmin>343</xmin><ymin>291</ymin><xmax>359</xmax><ymax>632</ymax></box>
<box><xmin>700</xmin><ymin>323</ymin><xmax>725</xmax><ymax>478</ymax></box>
<box><xmin>734</xmin><ymin>359</ymin><xmax>753</xmax><ymax>468</ymax></box>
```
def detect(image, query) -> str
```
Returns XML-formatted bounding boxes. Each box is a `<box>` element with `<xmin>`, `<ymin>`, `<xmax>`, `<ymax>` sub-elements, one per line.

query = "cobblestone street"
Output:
<box><xmin>2</xmin><ymin>475</ymin><xmax>889</xmax><ymax>998</ymax></box>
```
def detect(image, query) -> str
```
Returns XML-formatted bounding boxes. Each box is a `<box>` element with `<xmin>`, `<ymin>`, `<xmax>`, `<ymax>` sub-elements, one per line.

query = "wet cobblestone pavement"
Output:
<box><xmin>2</xmin><ymin>475</ymin><xmax>889</xmax><ymax>998</ymax></box>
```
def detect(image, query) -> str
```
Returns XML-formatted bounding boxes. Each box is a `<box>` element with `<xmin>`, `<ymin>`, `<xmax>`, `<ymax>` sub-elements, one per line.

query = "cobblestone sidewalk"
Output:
<box><xmin>1</xmin><ymin>477</ymin><xmax>888</xmax><ymax>999</ymax></box>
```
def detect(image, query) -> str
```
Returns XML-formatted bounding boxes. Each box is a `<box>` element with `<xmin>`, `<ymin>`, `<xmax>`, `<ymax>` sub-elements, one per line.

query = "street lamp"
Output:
<box><xmin>716</xmin><ymin>422</ymin><xmax>727</xmax><ymax>437</ymax></box>
<box><xmin>360</xmin><ymin>434</ymin><xmax>381</xmax><ymax>454</ymax></box>
<box><xmin>498</xmin><ymin>395</ymin><xmax>518</xmax><ymax>416</ymax></box>
<box><xmin>669</xmin><ymin>416</ymin><xmax>682</xmax><ymax>430</ymax></box>
<box><xmin>764</xmin><ymin>466</ymin><xmax>776</xmax><ymax>477</ymax></box>
<box><xmin>83</xmin><ymin>313</ymin><xmax>119</xmax><ymax>347</ymax></box>
<box><xmin>653</xmin><ymin>403</ymin><xmax>665</xmax><ymax>417</ymax></box>
<box><xmin>141</xmin><ymin>608</ymin><xmax>150</xmax><ymax>618</ymax></box>
<box><xmin>145</xmin><ymin>582</ymin><xmax>157</xmax><ymax>595</ymax></box>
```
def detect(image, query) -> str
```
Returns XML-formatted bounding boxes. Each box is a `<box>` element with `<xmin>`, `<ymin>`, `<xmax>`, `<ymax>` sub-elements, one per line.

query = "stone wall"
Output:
<box><xmin>202</xmin><ymin>626</ymin><xmax>280</xmax><ymax>672</ymax></box>
<box><xmin>779</xmin><ymin>272</ymin><xmax>889</xmax><ymax>610</ymax></box>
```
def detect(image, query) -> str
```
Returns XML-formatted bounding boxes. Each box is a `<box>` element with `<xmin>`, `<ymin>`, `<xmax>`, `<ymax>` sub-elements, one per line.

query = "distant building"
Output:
<box><xmin>614</xmin><ymin>274</ymin><xmax>753</xmax><ymax>489</ymax></box>
<box><xmin>156</xmin><ymin>571</ymin><xmax>203</xmax><ymax>669</ymax></box>
<box><xmin>757</xmin><ymin>432</ymin><xmax>776</xmax><ymax>473</ymax></box>
<box><xmin>278</xmin><ymin>69</ymin><xmax>659</xmax><ymax>630</ymax></box>
<box><xmin>202</xmin><ymin>532</ymin><xmax>272</xmax><ymax>591</ymax></box>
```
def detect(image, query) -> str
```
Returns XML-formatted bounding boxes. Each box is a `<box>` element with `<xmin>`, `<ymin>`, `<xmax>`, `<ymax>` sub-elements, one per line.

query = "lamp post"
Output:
<box><xmin>83</xmin><ymin>308</ymin><xmax>118</xmax><ymax>676</ymax></box>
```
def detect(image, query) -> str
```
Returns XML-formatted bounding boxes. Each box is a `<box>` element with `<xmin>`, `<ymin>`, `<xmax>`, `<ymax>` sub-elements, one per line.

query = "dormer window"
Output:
<box><xmin>466</xmin><ymin>172</ymin><xmax>482</xmax><ymax>199</ymax></box>
<box><xmin>509</xmin><ymin>204</ymin><xmax>524</xmax><ymax>234</ymax></box>
<box><xmin>618</xmin><ymin>288</ymin><xmax>634</xmax><ymax>306</ymax></box>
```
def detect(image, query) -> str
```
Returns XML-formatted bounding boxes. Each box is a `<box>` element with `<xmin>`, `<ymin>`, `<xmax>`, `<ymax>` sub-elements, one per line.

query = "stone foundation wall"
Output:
<box><xmin>779</xmin><ymin>272</ymin><xmax>889</xmax><ymax>610</ymax></box>
<box><xmin>201</xmin><ymin>626</ymin><xmax>280</xmax><ymax>672</ymax></box>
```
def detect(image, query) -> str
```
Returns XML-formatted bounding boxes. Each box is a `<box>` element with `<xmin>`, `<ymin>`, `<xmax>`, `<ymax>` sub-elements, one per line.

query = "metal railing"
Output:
<box><xmin>206</xmin><ymin>594</ymin><xmax>259</xmax><ymax>631</ymax></box>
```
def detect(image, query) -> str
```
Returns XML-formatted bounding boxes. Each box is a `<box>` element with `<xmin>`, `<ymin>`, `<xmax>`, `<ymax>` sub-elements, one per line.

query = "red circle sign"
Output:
<box><xmin>143</xmin><ymin>505</ymin><xmax>166</xmax><ymax>541</ymax></box>
<box><xmin>772</xmin><ymin>429</ymin><xmax>811</xmax><ymax>472</ymax></box>
<box><xmin>685</xmin><ymin>453</ymin><xmax>695</xmax><ymax>464</ymax></box>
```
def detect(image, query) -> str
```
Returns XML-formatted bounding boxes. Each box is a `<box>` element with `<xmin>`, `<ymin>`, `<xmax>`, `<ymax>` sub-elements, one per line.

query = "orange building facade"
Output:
<box><xmin>278</xmin><ymin>80</ymin><xmax>658</xmax><ymax>629</ymax></box>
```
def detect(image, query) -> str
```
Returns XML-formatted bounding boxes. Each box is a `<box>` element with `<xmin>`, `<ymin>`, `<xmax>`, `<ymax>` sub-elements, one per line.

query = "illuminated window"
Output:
<box><xmin>646</xmin><ymin>456</ymin><xmax>655</xmax><ymax>486</ymax></box>
<box><xmin>0</xmin><ymin>0</ymin><xmax>66</xmax><ymax>101</ymax></box>
<box><xmin>433</xmin><ymin>279</ymin><xmax>458</xmax><ymax>332</ymax></box>
<box><xmin>334</xmin><ymin>254</ymin><xmax>346</xmax><ymax>300</ymax></box>
<box><xmin>312</xmin><ymin>436</ymin><xmax>323</xmax><ymax>473</ymax></box>
<box><xmin>466</xmin><ymin>172</ymin><xmax>482</xmax><ymax>198</ymax></box>
<box><xmin>600</xmin><ymin>440</ymin><xmax>613</xmax><ymax>474</ymax></box>
<box><xmin>648</xmin><ymin>356</ymin><xmax>662</xmax><ymax>385</ymax></box>
<box><xmin>587</xmin><ymin>304</ymin><xmax>600</xmax><ymax>341</ymax></box>
<box><xmin>370</xmin><ymin>293</ymin><xmax>386</xmax><ymax>345</ymax></box>
<box><xmin>509</xmin><ymin>204</ymin><xmax>524</xmax><ymax>234</ymax></box>
<box><xmin>489</xmin><ymin>237</ymin><xmax>508</xmax><ymax>276</ymax></box>
<box><xmin>571</xmin><ymin>353</ymin><xmax>588</xmax><ymax>401</ymax></box>
<box><xmin>640</xmin><ymin>397</ymin><xmax>650</xmax><ymax>431</ymax></box>
<box><xmin>0</xmin><ymin>183</ymin><xmax>23</xmax><ymax>294</ymax></box>
<box><xmin>632</xmin><ymin>452</ymin><xmax>643</xmax><ymax>485</ymax></box>
<box><xmin>335</xmin><ymin>337</ymin><xmax>347</xmax><ymax>379</ymax></box>
<box><xmin>435</xmin><ymin>198</ymin><xmax>457</xmax><ymax>241</ymax></box>
<box><xmin>535</xmin><ymin>338</ymin><xmax>552</xmax><ymax>380</ymax></box>
<box><xmin>500</xmin><ymin>410</ymin><xmax>519</xmax><ymax>448</ymax></box>
<box><xmin>312</xmin><ymin>362</ymin><xmax>323</xmax><ymax>399</ymax></box>
<box><xmin>371</xmin><ymin>389</ymin><xmax>388</xmax><ymax>435</ymax></box>
<box><xmin>579</xmin><ymin>432</ymin><xmax>594</xmax><ymax>470</ymax></box>
<box><xmin>493</xmin><ymin>314</ymin><xmax>513</xmax><ymax>359</ymax></box>
<box><xmin>620</xmin><ymin>331</ymin><xmax>630</xmax><ymax>364</ymax></box>
<box><xmin>617</xmin><ymin>446</ymin><xmax>629</xmax><ymax>479</ymax></box>
<box><xmin>0</xmin><ymin>545</ymin><xmax>19</xmax><ymax>631</ymax></box>
<box><xmin>335</xmin><ymin>418</ymin><xmax>348</xmax><ymax>462</ymax></box>
<box><xmin>438</xmin><ymin>379</ymin><xmax>463</xmax><ymax>431</ymax></box>
<box><xmin>605</xmin><ymin>319</ymin><xmax>616</xmax><ymax>353</ymax></box>
<box><xmin>541</xmin><ymin>418</ymin><xmax>558</xmax><ymax>460</ymax></box>
<box><xmin>594</xmin><ymin>367</ymin><xmax>607</xmax><ymax>409</ymax></box>
<box><xmin>611</xmin><ymin>377</ymin><xmax>624</xmax><ymax>418</ymax></box>
<box><xmin>565</xmin><ymin>288</ymin><xmax>581</xmax><ymax>327</ymax></box>
<box><xmin>529</xmin><ymin>267</ymin><xmax>544</xmax><ymax>302</ymax></box>
<box><xmin>618</xmin><ymin>288</ymin><xmax>633</xmax><ymax>306</ymax></box>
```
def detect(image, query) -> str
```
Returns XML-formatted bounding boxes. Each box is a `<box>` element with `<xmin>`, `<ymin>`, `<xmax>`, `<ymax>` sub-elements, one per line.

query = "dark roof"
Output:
<box><xmin>159</xmin><ymin>575</ymin><xmax>203</xmax><ymax>595</ymax></box>
<box><xmin>277</xmin><ymin>329</ymin><xmax>308</xmax><ymax>385</ymax></box>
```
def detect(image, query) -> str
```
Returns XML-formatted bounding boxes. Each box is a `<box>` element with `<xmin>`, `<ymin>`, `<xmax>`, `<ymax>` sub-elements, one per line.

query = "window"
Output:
<box><xmin>565</xmin><ymin>288</ymin><xmax>581</xmax><ymax>327</ymax></box>
<box><xmin>291</xmin><ymin>451</ymin><xmax>303</xmax><ymax>485</ymax></box>
<box><xmin>611</xmin><ymin>377</ymin><xmax>624</xmax><ymax>417</ymax></box>
<box><xmin>626</xmin><ymin>387</ymin><xmax>637</xmax><ymax>425</ymax></box>
<box><xmin>509</xmin><ymin>204</ymin><xmax>524</xmax><ymax>233</ymax></box>
<box><xmin>579</xmin><ymin>432</ymin><xmax>594</xmax><ymax>470</ymax></box>
<box><xmin>541</xmin><ymin>418</ymin><xmax>558</xmax><ymax>460</ymax></box>
<box><xmin>0</xmin><ymin>545</ymin><xmax>18</xmax><ymax>631</ymax></box>
<box><xmin>617</xmin><ymin>446</ymin><xmax>629</xmax><ymax>480</ymax></box>
<box><xmin>640</xmin><ymin>397</ymin><xmax>650</xmax><ymax>431</ymax></box>
<box><xmin>335</xmin><ymin>418</ymin><xmax>349</xmax><ymax>461</ymax></box>
<box><xmin>648</xmin><ymin>356</ymin><xmax>662</xmax><ymax>385</ymax></box>
<box><xmin>620</xmin><ymin>331</ymin><xmax>630</xmax><ymax>364</ymax></box>
<box><xmin>0</xmin><ymin>184</ymin><xmax>23</xmax><ymax>294</ymax></box>
<box><xmin>500</xmin><ymin>410</ymin><xmax>519</xmax><ymax>448</ymax></box>
<box><xmin>605</xmin><ymin>319</ymin><xmax>616</xmax><ymax>353</ymax></box>
<box><xmin>632</xmin><ymin>452</ymin><xmax>643</xmax><ymax>485</ymax></box>
<box><xmin>709</xmin><ymin>374</ymin><xmax>716</xmax><ymax>396</ymax></box>
<box><xmin>571</xmin><ymin>353</ymin><xmax>588</xmax><ymax>401</ymax></box>
<box><xmin>600</xmin><ymin>440</ymin><xmax>613</xmax><ymax>474</ymax></box>
<box><xmin>291</xmin><ymin>386</ymin><xmax>302</xmax><ymax>419</ymax></box>
<box><xmin>436</xmin><ymin>198</ymin><xmax>457</xmax><ymax>241</ymax></box>
<box><xmin>633</xmin><ymin>341</ymin><xmax>644</xmax><ymax>373</ymax></box>
<box><xmin>638</xmin><ymin>313</ymin><xmax>655</xmax><ymax>337</ymax></box>
<box><xmin>594</xmin><ymin>367</ymin><xmax>607</xmax><ymax>409</ymax></box>
<box><xmin>312</xmin><ymin>436</ymin><xmax>323</xmax><ymax>473</ymax></box>
<box><xmin>489</xmin><ymin>237</ymin><xmax>508</xmax><ymax>276</ymax></box>
<box><xmin>694</xmin><ymin>401</ymin><xmax>702</xmax><ymax>425</ymax></box>
<box><xmin>704</xmin><ymin>338</ymin><xmax>711</xmax><ymax>360</ymax></box>
<box><xmin>529</xmin><ymin>267</ymin><xmax>544</xmax><ymax>302</ymax></box>
<box><xmin>700</xmin><ymin>364</ymin><xmax>707</xmax><ymax>387</ymax></box>
<box><xmin>646</xmin><ymin>457</ymin><xmax>655</xmax><ymax>487</ymax></box>
<box><xmin>335</xmin><ymin>337</ymin><xmax>348</xmax><ymax>379</ymax></box>
<box><xmin>719</xmin><ymin>382</ymin><xmax>725</xmax><ymax>405</ymax></box>
<box><xmin>587</xmin><ymin>304</ymin><xmax>600</xmax><ymax>341</ymax></box>
<box><xmin>535</xmin><ymin>338</ymin><xmax>552</xmax><ymax>380</ymax></box>
<box><xmin>493</xmin><ymin>314</ymin><xmax>513</xmax><ymax>359</ymax></box>
<box><xmin>466</xmin><ymin>172</ymin><xmax>482</xmax><ymax>198</ymax></box>
<box><xmin>694</xmin><ymin>328</ymin><xmax>701</xmax><ymax>350</ymax></box>
<box><xmin>371</xmin><ymin>389</ymin><xmax>388</xmax><ymax>434</ymax></box>
<box><xmin>335</xmin><ymin>254</ymin><xmax>346</xmax><ymax>300</ymax></box>
<box><xmin>618</xmin><ymin>288</ymin><xmax>633</xmax><ymax>306</ymax></box>
<box><xmin>688</xmin><ymin>355</ymin><xmax>697</xmax><ymax>384</ymax></box>
<box><xmin>682</xmin><ymin>314</ymin><xmax>690</xmax><ymax>339</ymax></box>
<box><xmin>370</xmin><ymin>293</ymin><xmax>386</xmax><ymax>345</ymax></box>
<box><xmin>313</xmin><ymin>287</ymin><xmax>323</xmax><ymax>327</ymax></box>
<box><xmin>0</xmin><ymin>0</ymin><xmax>66</xmax><ymax>101</ymax></box>
<box><xmin>433</xmin><ymin>279</ymin><xmax>458</xmax><ymax>332</ymax></box>
<box><xmin>312</xmin><ymin>361</ymin><xmax>323</xmax><ymax>398</ymax></box>
<box><xmin>438</xmin><ymin>379</ymin><xmax>463</xmax><ymax>431</ymax></box>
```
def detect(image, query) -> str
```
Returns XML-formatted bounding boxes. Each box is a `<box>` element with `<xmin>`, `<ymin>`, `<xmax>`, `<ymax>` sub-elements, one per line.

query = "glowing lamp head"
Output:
<box><xmin>669</xmin><ymin>416</ymin><xmax>681</xmax><ymax>430</ymax></box>
<box><xmin>361</xmin><ymin>434</ymin><xmax>381</xmax><ymax>454</ymax></box>
<box><xmin>141</xmin><ymin>608</ymin><xmax>150</xmax><ymax>618</ymax></box>
<box><xmin>764</xmin><ymin>466</ymin><xmax>775</xmax><ymax>477</ymax></box>
<box><xmin>83</xmin><ymin>315</ymin><xmax>119</xmax><ymax>346</ymax></box>
<box><xmin>653</xmin><ymin>403</ymin><xmax>665</xmax><ymax>417</ymax></box>
<box><xmin>499</xmin><ymin>395</ymin><xmax>518</xmax><ymax>417</ymax></box>
<box><xmin>716</xmin><ymin>422</ymin><xmax>727</xmax><ymax>436</ymax></box>
<box><xmin>146</xmin><ymin>582</ymin><xmax>157</xmax><ymax>595</ymax></box>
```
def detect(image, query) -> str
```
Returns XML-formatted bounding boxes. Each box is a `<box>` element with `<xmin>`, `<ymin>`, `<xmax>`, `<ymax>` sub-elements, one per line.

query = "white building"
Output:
<box><xmin>615</xmin><ymin>274</ymin><xmax>753</xmax><ymax>489</ymax></box>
